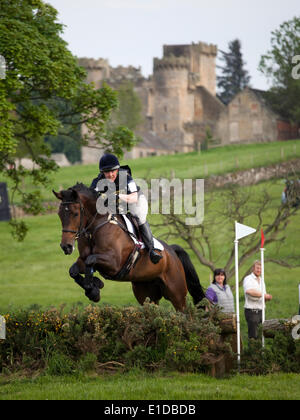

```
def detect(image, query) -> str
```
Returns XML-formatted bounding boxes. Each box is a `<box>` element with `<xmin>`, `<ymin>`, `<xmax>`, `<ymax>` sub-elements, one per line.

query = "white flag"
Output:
<box><xmin>235</xmin><ymin>222</ymin><xmax>256</xmax><ymax>241</ymax></box>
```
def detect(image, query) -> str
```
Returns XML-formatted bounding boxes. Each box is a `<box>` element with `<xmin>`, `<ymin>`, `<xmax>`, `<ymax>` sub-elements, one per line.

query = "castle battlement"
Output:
<box><xmin>78</xmin><ymin>57</ymin><xmax>109</xmax><ymax>70</ymax></box>
<box><xmin>153</xmin><ymin>55</ymin><xmax>189</xmax><ymax>72</ymax></box>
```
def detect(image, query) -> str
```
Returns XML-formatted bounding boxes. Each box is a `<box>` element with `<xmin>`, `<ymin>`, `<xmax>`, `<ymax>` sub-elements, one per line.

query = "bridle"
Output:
<box><xmin>60</xmin><ymin>199</ymin><xmax>116</xmax><ymax>240</ymax></box>
<box><xmin>60</xmin><ymin>200</ymin><xmax>90</xmax><ymax>240</ymax></box>
<box><xmin>60</xmin><ymin>197</ymin><xmax>142</xmax><ymax>281</ymax></box>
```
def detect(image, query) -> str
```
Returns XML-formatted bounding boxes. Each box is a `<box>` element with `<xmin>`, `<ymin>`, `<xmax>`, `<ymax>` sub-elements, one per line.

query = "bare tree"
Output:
<box><xmin>154</xmin><ymin>180</ymin><xmax>300</xmax><ymax>285</ymax></box>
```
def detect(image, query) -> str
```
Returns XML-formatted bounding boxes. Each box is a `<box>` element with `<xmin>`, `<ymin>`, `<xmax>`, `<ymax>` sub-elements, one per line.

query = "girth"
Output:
<box><xmin>92</xmin><ymin>214</ymin><xmax>142</xmax><ymax>280</ymax></box>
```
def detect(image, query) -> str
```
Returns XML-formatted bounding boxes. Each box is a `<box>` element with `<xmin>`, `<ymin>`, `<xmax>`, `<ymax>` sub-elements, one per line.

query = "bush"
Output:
<box><xmin>4</xmin><ymin>302</ymin><xmax>299</xmax><ymax>377</ymax></box>
<box><xmin>0</xmin><ymin>302</ymin><xmax>232</xmax><ymax>376</ymax></box>
<box><xmin>240</xmin><ymin>333</ymin><xmax>300</xmax><ymax>375</ymax></box>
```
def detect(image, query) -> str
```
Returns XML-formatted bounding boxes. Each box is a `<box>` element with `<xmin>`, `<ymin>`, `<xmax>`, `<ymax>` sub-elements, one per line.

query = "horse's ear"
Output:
<box><xmin>53</xmin><ymin>190</ymin><xmax>63</xmax><ymax>200</ymax></box>
<box><xmin>70</xmin><ymin>189</ymin><xmax>78</xmax><ymax>201</ymax></box>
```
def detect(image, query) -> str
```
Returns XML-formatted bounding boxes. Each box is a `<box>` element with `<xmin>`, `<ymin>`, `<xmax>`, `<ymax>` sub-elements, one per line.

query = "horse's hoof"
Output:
<box><xmin>93</xmin><ymin>277</ymin><xmax>104</xmax><ymax>289</ymax></box>
<box><xmin>85</xmin><ymin>287</ymin><xmax>100</xmax><ymax>303</ymax></box>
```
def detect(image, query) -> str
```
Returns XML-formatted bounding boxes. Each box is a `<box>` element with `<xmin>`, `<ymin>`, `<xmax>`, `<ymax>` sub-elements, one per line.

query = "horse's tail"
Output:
<box><xmin>171</xmin><ymin>244</ymin><xmax>205</xmax><ymax>306</ymax></box>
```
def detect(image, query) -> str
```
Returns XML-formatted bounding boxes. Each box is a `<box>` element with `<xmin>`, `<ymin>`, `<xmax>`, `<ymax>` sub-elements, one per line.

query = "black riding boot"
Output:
<box><xmin>139</xmin><ymin>222</ymin><xmax>162</xmax><ymax>264</ymax></box>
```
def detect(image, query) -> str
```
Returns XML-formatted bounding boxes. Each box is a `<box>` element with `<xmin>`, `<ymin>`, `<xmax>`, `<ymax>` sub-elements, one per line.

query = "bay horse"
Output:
<box><xmin>53</xmin><ymin>183</ymin><xmax>205</xmax><ymax>311</ymax></box>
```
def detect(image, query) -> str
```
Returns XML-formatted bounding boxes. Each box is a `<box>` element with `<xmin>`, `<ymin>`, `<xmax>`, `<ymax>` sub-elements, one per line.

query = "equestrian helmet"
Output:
<box><xmin>99</xmin><ymin>154</ymin><xmax>120</xmax><ymax>172</ymax></box>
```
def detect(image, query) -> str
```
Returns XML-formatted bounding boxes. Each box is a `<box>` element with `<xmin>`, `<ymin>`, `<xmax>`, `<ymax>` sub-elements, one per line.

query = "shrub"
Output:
<box><xmin>3</xmin><ymin>301</ymin><xmax>298</xmax><ymax>377</ymax></box>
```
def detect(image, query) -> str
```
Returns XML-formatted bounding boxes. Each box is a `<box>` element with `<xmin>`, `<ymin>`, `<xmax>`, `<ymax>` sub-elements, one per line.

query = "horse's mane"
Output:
<box><xmin>64</xmin><ymin>182</ymin><xmax>98</xmax><ymax>201</ymax></box>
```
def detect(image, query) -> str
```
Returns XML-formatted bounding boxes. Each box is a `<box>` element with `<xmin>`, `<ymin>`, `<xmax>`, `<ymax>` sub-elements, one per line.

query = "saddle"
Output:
<box><xmin>121</xmin><ymin>214</ymin><xmax>164</xmax><ymax>252</ymax></box>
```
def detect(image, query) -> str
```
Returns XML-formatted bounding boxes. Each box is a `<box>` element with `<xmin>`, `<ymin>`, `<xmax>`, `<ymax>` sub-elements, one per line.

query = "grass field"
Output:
<box><xmin>1</xmin><ymin>371</ymin><xmax>300</xmax><ymax>400</ymax></box>
<box><xmin>2</xmin><ymin>139</ymin><xmax>300</xmax><ymax>204</ymax></box>
<box><xmin>1</xmin><ymin>141</ymin><xmax>300</xmax><ymax>399</ymax></box>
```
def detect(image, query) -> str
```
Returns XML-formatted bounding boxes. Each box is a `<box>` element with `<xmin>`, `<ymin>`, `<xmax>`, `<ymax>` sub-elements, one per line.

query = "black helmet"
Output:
<box><xmin>99</xmin><ymin>154</ymin><xmax>120</xmax><ymax>172</ymax></box>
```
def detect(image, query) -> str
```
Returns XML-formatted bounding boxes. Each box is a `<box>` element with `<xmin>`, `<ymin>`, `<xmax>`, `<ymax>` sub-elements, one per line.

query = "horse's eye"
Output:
<box><xmin>74</xmin><ymin>213</ymin><xmax>79</xmax><ymax>217</ymax></box>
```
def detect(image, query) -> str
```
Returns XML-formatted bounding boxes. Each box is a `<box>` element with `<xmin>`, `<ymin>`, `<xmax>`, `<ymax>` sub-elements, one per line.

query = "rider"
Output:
<box><xmin>90</xmin><ymin>153</ymin><xmax>163</xmax><ymax>265</ymax></box>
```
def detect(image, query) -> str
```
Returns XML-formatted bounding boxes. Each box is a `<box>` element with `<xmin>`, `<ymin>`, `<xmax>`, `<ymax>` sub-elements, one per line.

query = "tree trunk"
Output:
<box><xmin>263</xmin><ymin>318</ymin><xmax>296</xmax><ymax>338</ymax></box>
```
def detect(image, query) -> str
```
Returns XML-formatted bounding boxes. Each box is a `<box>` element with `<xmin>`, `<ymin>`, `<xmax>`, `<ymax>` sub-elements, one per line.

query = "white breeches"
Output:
<box><xmin>128</xmin><ymin>194</ymin><xmax>148</xmax><ymax>225</ymax></box>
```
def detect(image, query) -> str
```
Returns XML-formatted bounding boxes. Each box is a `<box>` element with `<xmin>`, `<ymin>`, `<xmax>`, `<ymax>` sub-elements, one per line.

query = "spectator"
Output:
<box><xmin>206</xmin><ymin>269</ymin><xmax>234</xmax><ymax>313</ymax></box>
<box><xmin>243</xmin><ymin>261</ymin><xmax>272</xmax><ymax>340</ymax></box>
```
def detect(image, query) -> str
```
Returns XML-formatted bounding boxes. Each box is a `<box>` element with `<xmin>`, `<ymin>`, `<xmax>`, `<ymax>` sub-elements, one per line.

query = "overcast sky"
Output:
<box><xmin>47</xmin><ymin>0</ymin><xmax>300</xmax><ymax>90</ymax></box>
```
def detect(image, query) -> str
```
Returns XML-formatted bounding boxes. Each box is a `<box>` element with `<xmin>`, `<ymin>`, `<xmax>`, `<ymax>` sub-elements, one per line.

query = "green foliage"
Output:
<box><xmin>217</xmin><ymin>39</ymin><xmax>251</xmax><ymax>104</ymax></box>
<box><xmin>0</xmin><ymin>302</ymin><xmax>230</xmax><ymax>376</ymax></box>
<box><xmin>259</xmin><ymin>16</ymin><xmax>300</xmax><ymax>123</ymax></box>
<box><xmin>110</xmin><ymin>81</ymin><xmax>143</xmax><ymax>131</ymax></box>
<box><xmin>241</xmin><ymin>333</ymin><xmax>300</xmax><ymax>375</ymax></box>
<box><xmin>0</xmin><ymin>0</ymin><xmax>138</xmax><ymax>239</ymax></box>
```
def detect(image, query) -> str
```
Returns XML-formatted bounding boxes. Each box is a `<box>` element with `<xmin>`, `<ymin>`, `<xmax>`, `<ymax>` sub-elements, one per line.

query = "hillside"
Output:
<box><xmin>1</xmin><ymin>141</ymin><xmax>300</xmax><ymax>342</ymax></box>
<box><xmin>1</xmin><ymin>140</ymin><xmax>300</xmax><ymax>205</ymax></box>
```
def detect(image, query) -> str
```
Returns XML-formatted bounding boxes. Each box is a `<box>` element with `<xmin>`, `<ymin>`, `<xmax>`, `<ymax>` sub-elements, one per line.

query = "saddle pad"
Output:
<box><xmin>122</xmin><ymin>215</ymin><xmax>164</xmax><ymax>251</ymax></box>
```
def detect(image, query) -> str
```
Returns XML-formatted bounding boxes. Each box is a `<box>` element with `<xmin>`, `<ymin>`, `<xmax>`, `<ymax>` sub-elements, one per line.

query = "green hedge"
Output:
<box><xmin>0</xmin><ymin>301</ymin><xmax>232</xmax><ymax>375</ymax></box>
<box><xmin>1</xmin><ymin>301</ymin><xmax>299</xmax><ymax>377</ymax></box>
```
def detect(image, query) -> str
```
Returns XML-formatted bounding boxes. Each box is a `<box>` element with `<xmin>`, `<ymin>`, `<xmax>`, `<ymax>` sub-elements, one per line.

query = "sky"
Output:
<box><xmin>46</xmin><ymin>0</ymin><xmax>300</xmax><ymax>90</ymax></box>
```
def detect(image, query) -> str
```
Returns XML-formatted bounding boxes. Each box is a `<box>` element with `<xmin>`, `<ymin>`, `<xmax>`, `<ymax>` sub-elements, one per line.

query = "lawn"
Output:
<box><xmin>1</xmin><ymin>142</ymin><xmax>300</xmax><ymax>399</ymax></box>
<box><xmin>0</xmin><ymin>179</ymin><xmax>299</xmax><ymax>336</ymax></box>
<box><xmin>0</xmin><ymin>371</ymin><xmax>300</xmax><ymax>400</ymax></box>
<box><xmin>2</xmin><ymin>139</ymin><xmax>300</xmax><ymax>204</ymax></box>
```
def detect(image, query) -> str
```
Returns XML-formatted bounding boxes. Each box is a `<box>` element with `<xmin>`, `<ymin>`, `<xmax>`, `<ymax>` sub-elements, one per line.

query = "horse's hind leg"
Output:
<box><xmin>161</xmin><ymin>259</ymin><xmax>188</xmax><ymax>312</ymax></box>
<box><xmin>131</xmin><ymin>280</ymin><xmax>163</xmax><ymax>306</ymax></box>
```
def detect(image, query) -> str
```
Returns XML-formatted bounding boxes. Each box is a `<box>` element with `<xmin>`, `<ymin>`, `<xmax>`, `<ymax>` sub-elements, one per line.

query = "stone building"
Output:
<box><xmin>217</xmin><ymin>87</ymin><xmax>299</xmax><ymax>145</ymax></box>
<box><xmin>78</xmin><ymin>41</ymin><xmax>225</xmax><ymax>163</ymax></box>
<box><xmin>78</xmin><ymin>45</ymin><xmax>299</xmax><ymax>164</ymax></box>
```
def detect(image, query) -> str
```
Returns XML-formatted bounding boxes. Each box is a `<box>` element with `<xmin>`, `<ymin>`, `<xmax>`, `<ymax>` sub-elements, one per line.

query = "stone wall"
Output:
<box><xmin>205</xmin><ymin>159</ymin><xmax>300</xmax><ymax>190</ymax></box>
<box><xmin>217</xmin><ymin>88</ymin><xmax>278</xmax><ymax>145</ymax></box>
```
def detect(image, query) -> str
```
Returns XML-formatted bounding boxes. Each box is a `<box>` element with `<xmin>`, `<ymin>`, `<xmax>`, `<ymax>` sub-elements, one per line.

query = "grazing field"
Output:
<box><xmin>1</xmin><ymin>371</ymin><xmax>300</xmax><ymax>400</ymax></box>
<box><xmin>0</xmin><ymin>179</ymin><xmax>299</xmax><ymax>337</ymax></box>
<box><xmin>1</xmin><ymin>141</ymin><xmax>300</xmax><ymax>400</ymax></box>
<box><xmin>2</xmin><ymin>140</ymin><xmax>300</xmax><ymax>204</ymax></box>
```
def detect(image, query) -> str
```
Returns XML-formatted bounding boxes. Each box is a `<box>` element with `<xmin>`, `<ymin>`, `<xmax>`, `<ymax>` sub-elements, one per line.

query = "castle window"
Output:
<box><xmin>164</xmin><ymin>123</ymin><xmax>168</xmax><ymax>132</ymax></box>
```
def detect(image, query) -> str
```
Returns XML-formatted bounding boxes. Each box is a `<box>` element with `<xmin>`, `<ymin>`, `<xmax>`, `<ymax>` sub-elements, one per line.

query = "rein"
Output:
<box><xmin>60</xmin><ymin>200</ymin><xmax>98</xmax><ymax>240</ymax></box>
<box><xmin>61</xmin><ymin>199</ymin><xmax>141</xmax><ymax>280</ymax></box>
<box><xmin>60</xmin><ymin>200</ymin><xmax>126</xmax><ymax>240</ymax></box>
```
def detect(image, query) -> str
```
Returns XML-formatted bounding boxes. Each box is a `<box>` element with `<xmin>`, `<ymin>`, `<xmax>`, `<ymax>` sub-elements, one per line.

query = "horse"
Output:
<box><xmin>53</xmin><ymin>183</ymin><xmax>205</xmax><ymax>311</ymax></box>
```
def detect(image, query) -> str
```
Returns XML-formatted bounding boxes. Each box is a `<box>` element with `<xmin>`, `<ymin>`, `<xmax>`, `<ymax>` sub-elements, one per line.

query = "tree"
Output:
<box><xmin>217</xmin><ymin>39</ymin><xmax>251</xmax><ymax>105</ymax></box>
<box><xmin>110</xmin><ymin>81</ymin><xmax>144</xmax><ymax>131</ymax></box>
<box><xmin>0</xmin><ymin>0</ymin><xmax>137</xmax><ymax>240</ymax></box>
<box><xmin>259</xmin><ymin>16</ymin><xmax>300</xmax><ymax>123</ymax></box>
<box><xmin>154</xmin><ymin>178</ymin><xmax>300</xmax><ymax>283</ymax></box>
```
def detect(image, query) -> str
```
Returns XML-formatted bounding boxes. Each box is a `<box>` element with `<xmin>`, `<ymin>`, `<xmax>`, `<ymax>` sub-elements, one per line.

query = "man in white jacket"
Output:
<box><xmin>243</xmin><ymin>261</ymin><xmax>272</xmax><ymax>340</ymax></box>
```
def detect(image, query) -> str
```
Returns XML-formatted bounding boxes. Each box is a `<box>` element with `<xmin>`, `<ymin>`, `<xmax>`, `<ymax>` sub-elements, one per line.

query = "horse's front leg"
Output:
<box><xmin>70</xmin><ymin>258</ymin><xmax>104</xmax><ymax>303</ymax></box>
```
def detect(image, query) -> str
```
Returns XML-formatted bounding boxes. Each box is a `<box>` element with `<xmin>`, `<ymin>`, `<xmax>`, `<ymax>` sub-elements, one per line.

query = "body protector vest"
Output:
<box><xmin>209</xmin><ymin>283</ymin><xmax>235</xmax><ymax>314</ymax></box>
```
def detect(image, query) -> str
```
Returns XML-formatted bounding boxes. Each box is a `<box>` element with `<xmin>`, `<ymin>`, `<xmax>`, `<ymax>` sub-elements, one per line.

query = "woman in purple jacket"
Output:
<box><xmin>206</xmin><ymin>269</ymin><xmax>234</xmax><ymax>314</ymax></box>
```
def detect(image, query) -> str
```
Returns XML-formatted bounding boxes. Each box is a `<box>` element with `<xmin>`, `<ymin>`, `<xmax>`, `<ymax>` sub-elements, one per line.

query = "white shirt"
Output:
<box><xmin>243</xmin><ymin>273</ymin><xmax>266</xmax><ymax>310</ymax></box>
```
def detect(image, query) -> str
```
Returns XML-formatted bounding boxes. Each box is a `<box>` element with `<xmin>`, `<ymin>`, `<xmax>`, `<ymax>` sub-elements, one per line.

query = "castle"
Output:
<box><xmin>78</xmin><ymin>41</ymin><xmax>298</xmax><ymax>164</ymax></box>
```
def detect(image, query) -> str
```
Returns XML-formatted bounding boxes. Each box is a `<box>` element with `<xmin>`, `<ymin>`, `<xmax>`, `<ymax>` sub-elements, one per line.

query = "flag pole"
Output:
<box><xmin>260</xmin><ymin>246</ymin><xmax>265</xmax><ymax>348</ymax></box>
<box><xmin>235</xmin><ymin>221</ymin><xmax>257</xmax><ymax>371</ymax></box>
<box><xmin>298</xmin><ymin>284</ymin><xmax>300</xmax><ymax>316</ymax></box>
<box><xmin>235</xmin><ymin>238</ymin><xmax>241</xmax><ymax>370</ymax></box>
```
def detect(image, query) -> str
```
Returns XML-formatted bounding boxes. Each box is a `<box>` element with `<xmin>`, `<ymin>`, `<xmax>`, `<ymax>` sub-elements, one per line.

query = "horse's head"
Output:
<box><xmin>53</xmin><ymin>188</ymin><xmax>84</xmax><ymax>255</ymax></box>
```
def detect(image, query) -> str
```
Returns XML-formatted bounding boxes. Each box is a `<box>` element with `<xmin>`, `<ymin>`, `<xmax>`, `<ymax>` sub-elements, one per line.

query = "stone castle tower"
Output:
<box><xmin>78</xmin><ymin>41</ymin><xmax>224</xmax><ymax>162</ymax></box>
<box><xmin>150</xmin><ymin>42</ymin><xmax>218</xmax><ymax>152</ymax></box>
